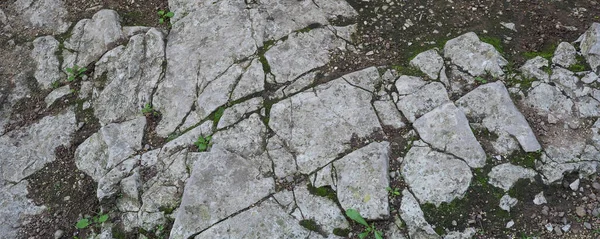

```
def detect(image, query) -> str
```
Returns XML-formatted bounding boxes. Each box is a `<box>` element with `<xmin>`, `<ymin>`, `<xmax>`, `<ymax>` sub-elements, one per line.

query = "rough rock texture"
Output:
<box><xmin>63</xmin><ymin>10</ymin><xmax>124</xmax><ymax>68</ymax></box>
<box><xmin>10</xmin><ymin>0</ymin><xmax>70</xmax><ymax>34</ymax></box>
<box><xmin>0</xmin><ymin>181</ymin><xmax>45</xmax><ymax>239</ymax></box>
<box><xmin>414</xmin><ymin>102</ymin><xmax>486</xmax><ymax>168</ymax></box>
<box><xmin>579</xmin><ymin>23</ymin><xmax>600</xmax><ymax>72</ymax></box>
<box><xmin>269</xmin><ymin>75</ymin><xmax>381</xmax><ymax>175</ymax></box>
<box><xmin>335</xmin><ymin>142</ymin><xmax>390</xmax><ymax>219</ymax></box>
<box><xmin>0</xmin><ymin>109</ymin><xmax>77</xmax><ymax>182</ymax></box>
<box><xmin>93</xmin><ymin>28</ymin><xmax>165</xmax><ymax>125</ymax></box>
<box><xmin>170</xmin><ymin>145</ymin><xmax>275</xmax><ymax>238</ymax></box>
<box><xmin>410</xmin><ymin>49</ymin><xmax>445</xmax><ymax>80</ymax></box>
<box><xmin>44</xmin><ymin>85</ymin><xmax>70</xmax><ymax>107</ymax></box>
<box><xmin>396</xmin><ymin>82</ymin><xmax>450</xmax><ymax>122</ymax></box>
<box><xmin>400</xmin><ymin>190</ymin><xmax>439</xmax><ymax>239</ymax></box>
<box><xmin>31</xmin><ymin>36</ymin><xmax>62</xmax><ymax>89</ymax></box>
<box><xmin>552</xmin><ymin>42</ymin><xmax>577</xmax><ymax>68</ymax></box>
<box><xmin>401</xmin><ymin>142</ymin><xmax>472</xmax><ymax>205</ymax></box>
<box><xmin>488</xmin><ymin>163</ymin><xmax>537</xmax><ymax>191</ymax></box>
<box><xmin>520</xmin><ymin>56</ymin><xmax>550</xmax><ymax>81</ymax></box>
<box><xmin>443</xmin><ymin>32</ymin><xmax>508</xmax><ymax>77</ymax></box>
<box><xmin>457</xmin><ymin>82</ymin><xmax>541</xmax><ymax>154</ymax></box>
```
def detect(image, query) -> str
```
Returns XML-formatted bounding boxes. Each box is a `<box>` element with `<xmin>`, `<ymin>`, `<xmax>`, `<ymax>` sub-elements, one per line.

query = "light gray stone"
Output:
<box><xmin>63</xmin><ymin>10</ymin><xmax>124</xmax><ymax>68</ymax></box>
<box><xmin>154</xmin><ymin>2</ymin><xmax>256</xmax><ymax>136</ymax></box>
<box><xmin>397</xmin><ymin>82</ymin><xmax>450</xmax><ymax>122</ymax></box>
<box><xmin>410</xmin><ymin>49</ymin><xmax>445</xmax><ymax>80</ymax></box>
<box><xmin>579</xmin><ymin>23</ymin><xmax>600</xmax><ymax>72</ymax></box>
<box><xmin>93</xmin><ymin>28</ymin><xmax>165</xmax><ymax>125</ymax></box>
<box><xmin>550</xmin><ymin>67</ymin><xmax>579</xmax><ymax>96</ymax></box>
<box><xmin>443</xmin><ymin>32</ymin><xmax>508</xmax><ymax>77</ymax></box>
<box><xmin>395</xmin><ymin>75</ymin><xmax>427</xmax><ymax>95</ymax></box>
<box><xmin>576</xmin><ymin>96</ymin><xmax>600</xmax><ymax>117</ymax></box>
<box><xmin>443</xmin><ymin>228</ymin><xmax>476</xmax><ymax>239</ymax></box>
<box><xmin>499</xmin><ymin>194</ymin><xmax>518</xmax><ymax>212</ymax></box>
<box><xmin>217</xmin><ymin>97</ymin><xmax>263</xmax><ymax>129</ymax></box>
<box><xmin>31</xmin><ymin>36</ymin><xmax>62</xmax><ymax>89</ymax></box>
<box><xmin>533</xmin><ymin>192</ymin><xmax>547</xmax><ymax>205</ymax></box>
<box><xmin>524</xmin><ymin>82</ymin><xmax>574</xmax><ymax>122</ymax></box>
<box><xmin>1</xmin><ymin>109</ymin><xmax>77</xmax><ymax>182</ymax></box>
<box><xmin>266</xmin><ymin>28</ymin><xmax>345</xmax><ymax>84</ymax></box>
<box><xmin>11</xmin><ymin>0</ymin><xmax>70</xmax><ymax>34</ymax></box>
<box><xmin>170</xmin><ymin>145</ymin><xmax>275</xmax><ymax>238</ymax></box>
<box><xmin>335</xmin><ymin>142</ymin><xmax>390</xmax><ymax>220</ymax></box>
<box><xmin>457</xmin><ymin>82</ymin><xmax>541</xmax><ymax>154</ymax></box>
<box><xmin>212</xmin><ymin>114</ymin><xmax>267</xmax><ymax>159</ymax></box>
<box><xmin>582</xmin><ymin>71</ymin><xmax>599</xmax><ymax>84</ymax></box>
<box><xmin>399</xmin><ymin>190</ymin><xmax>439</xmax><ymax>239</ymax></box>
<box><xmin>188</xmin><ymin>199</ymin><xmax>316</xmax><ymax>239</ymax></box>
<box><xmin>269</xmin><ymin>77</ymin><xmax>381</xmax><ymax>174</ymax></box>
<box><xmin>0</xmin><ymin>181</ymin><xmax>45</xmax><ymax>239</ymax></box>
<box><xmin>45</xmin><ymin>85</ymin><xmax>71</xmax><ymax>107</ymax></box>
<box><xmin>488</xmin><ymin>163</ymin><xmax>536</xmax><ymax>191</ymax></box>
<box><xmin>230</xmin><ymin>58</ymin><xmax>264</xmax><ymax>101</ymax></box>
<box><xmin>519</xmin><ymin>56</ymin><xmax>550</xmax><ymax>81</ymax></box>
<box><xmin>552</xmin><ymin>42</ymin><xmax>578</xmax><ymax>68</ymax></box>
<box><xmin>414</xmin><ymin>102</ymin><xmax>486</xmax><ymax>168</ymax></box>
<box><xmin>373</xmin><ymin>99</ymin><xmax>406</xmax><ymax>129</ymax></box>
<box><xmin>401</xmin><ymin>144</ymin><xmax>472</xmax><ymax>206</ymax></box>
<box><xmin>289</xmin><ymin>185</ymin><xmax>349</xmax><ymax>236</ymax></box>
<box><xmin>75</xmin><ymin>117</ymin><xmax>145</xmax><ymax>183</ymax></box>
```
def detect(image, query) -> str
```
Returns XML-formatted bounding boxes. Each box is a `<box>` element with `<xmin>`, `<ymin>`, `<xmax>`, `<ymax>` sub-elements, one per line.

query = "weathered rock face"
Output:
<box><xmin>31</xmin><ymin>36</ymin><xmax>62</xmax><ymax>89</ymax></box>
<box><xmin>579</xmin><ymin>23</ymin><xmax>600</xmax><ymax>72</ymax></box>
<box><xmin>488</xmin><ymin>163</ymin><xmax>537</xmax><ymax>191</ymax></box>
<box><xmin>63</xmin><ymin>10</ymin><xmax>124</xmax><ymax>68</ymax></box>
<box><xmin>9</xmin><ymin>0</ymin><xmax>70</xmax><ymax>35</ymax></box>
<box><xmin>93</xmin><ymin>28</ymin><xmax>165</xmax><ymax>125</ymax></box>
<box><xmin>443</xmin><ymin>32</ymin><xmax>508</xmax><ymax>77</ymax></box>
<box><xmin>552</xmin><ymin>42</ymin><xmax>577</xmax><ymax>68</ymax></box>
<box><xmin>457</xmin><ymin>82</ymin><xmax>541</xmax><ymax>154</ymax></box>
<box><xmin>269</xmin><ymin>70</ymin><xmax>381</xmax><ymax>175</ymax></box>
<box><xmin>396</xmin><ymin>82</ymin><xmax>450</xmax><ymax>123</ymax></box>
<box><xmin>399</xmin><ymin>189</ymin><xmax>439</xmax><ymax>239</ymax></box>
<box><xmin>401</xmin><ymin>142</ymin><xmax>472</xmax><ymax>206</ymax></box>
<box><xmin>0</xmin><ymin>109</ymin><xmax>77</xmax><ymax>183</ymax></box>
<box><xmin>410</xmin><ymin>49</ymin><xmax>445</xmax><ymax>80</ymax></box>
<box><xmin>0</xmin><ymin>181</ymin><xmax>45</xmax><ymax>239</ymax></box>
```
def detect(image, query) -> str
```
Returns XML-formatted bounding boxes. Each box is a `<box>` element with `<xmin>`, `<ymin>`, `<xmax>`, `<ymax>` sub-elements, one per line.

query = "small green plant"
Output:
<box><xmin>194</xmin><ymin>135</ymin><xmax>212</xmax><ymax>152</ymax></box>
<box><xmin>474</xmin><ymin>76</ymin><xmax>487</xmax><ymax>84</ymax></box>
<box><xmin>157</xmin><ymin>10</ymin><xmax>174</xmax><ymax>24</ymax></box>
<box><xmin>345</xmin><ymin>209</ymin><xmax>383</xmax><ymax>239</ymax></box>
<box><xmin>51</xmin><ymin>80</ymin><xmax>60</xmax><ymax>89</ymax></box>
<box><xmin>66</xmin><ymin>65</ymin><xmax>87</xmax><ymax>82</ymax></box>
<box><xmin>141</xmin><ymin>103</ymin><xmax>160</xmax><ymax>117</ymax></box>
<box><xmin>75</xmin><ymin>213</ymin><xmax>109</xmax><ymax>229</ymax></box>
<box><xmin>385</xmin><ymin>187</ymin><xmax>400</xmax><ymax>197</ymax></box>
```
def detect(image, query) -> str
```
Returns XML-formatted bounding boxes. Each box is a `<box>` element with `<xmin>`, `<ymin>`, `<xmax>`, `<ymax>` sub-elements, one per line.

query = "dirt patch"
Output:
<box><xmin>62</xmin><ymin>0</ymin><xmax>170</xmax><ymax>27</ymax></box>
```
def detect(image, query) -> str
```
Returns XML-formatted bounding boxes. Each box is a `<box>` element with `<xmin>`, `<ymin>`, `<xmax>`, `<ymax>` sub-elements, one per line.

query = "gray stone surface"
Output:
<box><xmin>0</xmin><ymin>181</ymin><xmax>45</xmax><ymax>239</ymax></box>
<box><xmin>579</xmin><ymin>23</ymin><xmax>600</xmax><ymax>72</ymax></box>
<box><xmin>397</xmin><ymin>82</ymin><xmax>450</xmax><ymax>122</ymax></box>
<box><xmin>457</xmin><ymin>82</ymin><xmax>541</xmax><ymax>154</ymax></box>
<box><xmin>520</xmin><ymin>56</ymin><xmax>550</xmax><ymax>81</ymax></box>
<box><xmin>31</xmin><ymin>36</ymin><xmax>62</xmax><ymax>89</ymax></box>
<box><xmin>399</xmin><ymin>189</ymin><xmax>440</xmax><ymax>239</ymax></box>
<box><xmin>401</xmin><ymin>143</ymin><xmax>472</xmax><ymax>205</ymax></box>
<box><xmin>395</xmin><ymin>75</ymin><xmax>427</xmax><ymax>95</ymax></box>
<box><xmin>488</xmin><ymin>163</ymin><xmax>537</xmax><ymax>191</ymax></box>
<box><xmin>74</xmin><ymin>117</ymin><xmax>145</xmax><ymax>198</ymax></box>
<box><xmin>10</xmin><ymin>0</ymin><xmax>70</xmax><ymax>34</ymax></box>
<box><xmin>373</xmin><ymin>99</ymin><xmax>406</xmax><ymax>129</ymax></box>
<box><xmin>189</xmin><ymin>199</ymin><xmax>316</xmax><ymax>239</ymax></box>
<box><xmin>0</xmin><ymin>109</ymin><xmax>77</xmax><ymax>182</ymax></box>
<box><xmin>444</xmin><ymin>32</ymin><xmax>508</xmax><ymax>77</ymax></box>
<box><xmin>63</xmin><ymin>10</ymin><xmax>124</xmax><ymax>69</ymax></box>
<box><xmin>524</xmin><ymin>82</ymin><xmax>574</xmax><ymax>122</ymax></box>
<box><xmin>93</xmin><ymin>28</ymin><xmax>165</xmax><ymax>125</ymax></box>
<box><xmin>44</xmin><ymin>85</ymin><xmax>70</xmax><ymax>107</ymax></box>
<box><xmin>288</xmin><ymin>185</ymin><xmax>349</xmax><ymax>236</ymax></box>
<box><xmin>269</xmin><ymin>77</ymin><xmax>381</xmax><ymax>174</ymax></box>
<box><xmin>217</xmin><ymin>97</ymin><xmax>263</xmax><ymax>129</ymax></box>
<box><xmin>414</xmin><ymin>102</ymin><xmax>486</xmax><ymax>168</ymax></box>
<box><xmin>410</xmin><ymin>49</ymin><xmax>445</xmax><ymax>80</ymax></box>
<box><xmin>335</xmin><ymin>142</ymin><xmax>390</xmax><ymax>220</ymax></box>
<box><xmin>499</xmin><ymin>194</ymin><xmax>518</xmax><ymax>212</ymax></box>
<box><xmin>170</xmin><ymin>145</ymin><xmax>275</xmax><ymax>238</ymax></box>
<box><xmin>552</xmin><ymin>42</ymin><xmax>577</xmax><ymax>68</ymax></box>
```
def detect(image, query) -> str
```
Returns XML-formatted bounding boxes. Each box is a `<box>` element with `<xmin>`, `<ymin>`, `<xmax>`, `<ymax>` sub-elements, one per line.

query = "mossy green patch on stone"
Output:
<box><xmin>299</xmin><ymin>219</ymin><xmax>320</xmax><ymax>232</ymax></box>
<box><xmin>390</xmin><ymin>65</ymin><xmax>427</xmax><ymax>78</ymax></box>
<box><xmin>506</xmin><ymin>150</ymin><xmax>541</xmax><ymax>169</ymax></box>
<box><xmin>333</xmin><ymin>228</ymin><xmax>350</xmax><ymax>237</ymax></box>
<box><xmin>568</xmin><ymin>55</ymin><xmax>591</xmax><ymax>72</ymax></box>
<box><xmin>307</xmin><ymin>183</ymin><xmax>338</xmax><ymax>202</ymax></box>
<box><xmin>522</xmin><ymin>43</ymin><xmax>557</xmax><ymax>61</ymax></box>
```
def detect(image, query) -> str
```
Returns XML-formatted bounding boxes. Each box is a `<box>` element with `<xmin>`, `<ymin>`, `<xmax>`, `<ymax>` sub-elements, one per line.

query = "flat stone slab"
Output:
<box><xmin>488</xmin><ymin>163</ymin><xmax>537</xmax><ymax>191</ymax></box>
<box><xmin>401</xmin><ymin>142</ymin><xmax>472</xmax><ymax>206</ymax></box>
<box><xmin>396</xmin><ymin>82</ymin><xmax>451</xmax><ymax>123</ymax></box>
<box><xmin>414</xmin><ymin>102</ymin><xmax>486</xmax><ymax>168</ymax></box>
<box><xmin>443</xmin><ymin>32</ymin><xmax>508</xmax><ymax>77</ymax></box>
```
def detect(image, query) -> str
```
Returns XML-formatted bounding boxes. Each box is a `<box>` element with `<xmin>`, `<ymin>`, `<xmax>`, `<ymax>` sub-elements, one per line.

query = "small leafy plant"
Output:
<box><xmin>141</xmin><ymin>103</ymin><xmax>160</xmax><ymax>117</ymax></box>
<box><xmin>158</xmin><ymin>10</ymin><xmax>174</xmax><ymax>24</ymax></box>
<box><xmin>386</xmin><ymin>187</ymin><xmax>400</xmax><ymax>197</ymax></box>
<box><xmin>346</xmin><ymin>209</ymin><xmax>383</xmax><ymax>239</ymax></box>
<box><xmin>66</xmin><ymin>65</ymin><xmax>87</xmax><ymax>82</ymax></box>
<box><xmin>474</xmin><ymin>76</ymin><xmax>487</xmax><ymax>84</ymax></box>
<box><xmin>75</xmin><ymin>213</ymin><xmax>109</xmax><ymax>229</ymax></box>
<box><xmin>194</xmin><ymin>135</ymin><xmax>212</xmax><ymax>152</ymax></box>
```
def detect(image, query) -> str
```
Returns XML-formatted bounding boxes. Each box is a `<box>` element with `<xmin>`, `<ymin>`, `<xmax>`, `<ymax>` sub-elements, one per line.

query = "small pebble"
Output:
<box><xmin>54</xmin><ymin>230</ymin><xmax>64</xmax><ymax>239</ymax></box>
<box><xmin>506</xmin><ymin>220</ymin><xmax>514</xmax><ymax>228</ymax></box>
<box><xmin>593</xmin><ymin>182</ymin><xmax>600</xmax><ymax>190</ymax></box>
<box><xmin>584</xmin><ymin>222</ymin><xmax>592</xmax><ymax>230</ymax></box>
<box><xmin>562</xmin><ymin>224</ymin><xmax>571</xmax><ymax>232</ymax></box>
<box><xmin>576</xmin><ymin>206</ymin><xmax>587</xmax><ymax>217</ymax></box>
<box><xmin>554</xmin><ymin>226</ymin><xmax>563</xmax><ymax>236</ymax></box>
<box><xmin>570</xmin><ymin>179</ymin><xmax>580</xmax><ymax>191</ymax></box>
<box><xmin>545</xmin><ymin>223</ymin><xmax>553</xmax><ymax>231</ymax></box>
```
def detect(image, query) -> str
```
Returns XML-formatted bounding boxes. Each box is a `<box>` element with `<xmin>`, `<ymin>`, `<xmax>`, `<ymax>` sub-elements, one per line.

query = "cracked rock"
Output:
<box><xmin>396</xmin><ymin>82</ymin><xmax>451</xmax><ymax>123</ymax></box>
<box><xmin>399</xmin><ymin>189</ymin><xmax>440</xmax><ymax>239</ymax></box>
<box><xmin>520</xmin><ymin>56</ymin><xmax>550</xmax><ymax>81</ymax></box>
<box><xmin>457</xmin><ymin>81</ymin><xmax>541</xmax><ymax>154</ymax></box>
<box><xmin>31</xmin><ymin>36</ymin><xmax>62</xmax><ymax>89</ymax></box>
<box><xmin>579</xmin><ymin>22</ymin><xmax>600</xmax><ymax>72</ymax></box>
<box><xmin>443</xmin><ymin>32</ymin><xmax>508</xmax><ymax>77</ymax></box>
<box><xmin>552</xmin><ymin>42</ymin><xmax>578</xmax><ymax>68</ymax></box>
<box><xmin>413</xmin><ymin>102</ymin><xmax>486</xmax><ymax>168</ymax></box>
<box><xmin>410</xmin><ymin>49</ymin><xmax>445</xmax><ymax>80</ymax></box>
<box><xmin>488</xmin><ymin>163</ymin><xmax>536</xmax><ymax>191</ymax></box>
<box><xmin>401</xmin><ymin>143</ymin><xmax>472</xmax><ymax>205</ymax></box>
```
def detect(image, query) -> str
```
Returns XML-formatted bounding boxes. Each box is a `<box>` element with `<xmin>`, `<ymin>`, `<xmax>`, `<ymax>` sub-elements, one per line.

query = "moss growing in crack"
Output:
<box><xmin>506</xmin><ymin>150</ymin><xmax>541</xmax><ymax>169</ymax></box>
<box><xmin>522</xmin><ymin>43</ymin><xmax>557</xmax><ymax>61</ymax></box>
<box><xmin>332</xmin><ymin>228</ymin><xmax>350</xmax><ymax>237</ymax></box>
<box><xmin>159</xmin><ymin>206</ymin><xmax>176</xmax><ymax>215</ymax></box>
<box><xmin>480</xmin><ymin>36</ymin><xmax>504</xmax><ymax>55</ymax></box>
<box><xmin>390</xmin><ymin>65</ymin><xmax>427</xmax><ymax>78</ymax></box>
<box><xmin>294</xmin><ymin>23</ymin><xmax>323</xmax><ymax>33</ymax></box>
<box><xmin>307</xmin><ymin>183</ymin><xmax>338</xmax><ymax>202</ymax></box>
<box><xmin>299</xmin><ymin>219</ymin><xmax>320</xmax><ymax>232</ymax></box>
<box><xmin>568</xmin><ymin>55</ymin><xmax>590</xmax><ymax>72</ymax></box>
<box><xmin>212</xmin><ymin>106</ymin><xmax>225</xmax><ymax>126</ymax></box>
<box><xmin>257</xmin><ymin>40</ymin><xmax>277</xmax><ymax>74</ymax></box>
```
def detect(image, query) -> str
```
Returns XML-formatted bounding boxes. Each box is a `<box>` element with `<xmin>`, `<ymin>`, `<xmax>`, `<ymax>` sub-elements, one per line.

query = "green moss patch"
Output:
<box><xmin>307</xmin><ymin>184</ymin><xmax>338</xmax><ymax>202</ymax></box>
<box><xmin>480</xmin><ymin>36</ymin><xmax>504</xmax><ymax>55</ymax></box>
<box><xmin>506</xmin><ymin>150</ymin><xmax>542</xmax><ymax>169</ymax></box>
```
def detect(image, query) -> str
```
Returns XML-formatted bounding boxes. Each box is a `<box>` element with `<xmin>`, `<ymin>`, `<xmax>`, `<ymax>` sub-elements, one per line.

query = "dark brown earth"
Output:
<box><xmin>3</xmin><ymin>0</ymin><xmax>600</xmax><ymax>238</ymax></box>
